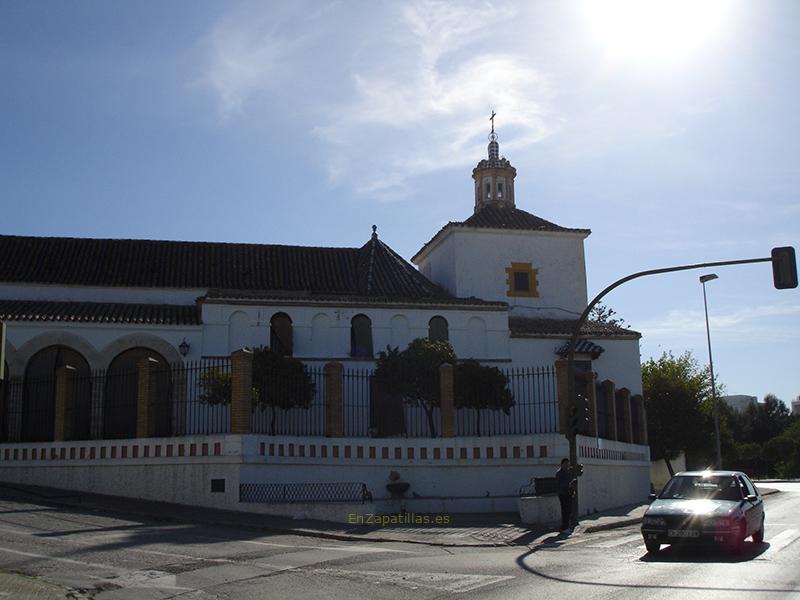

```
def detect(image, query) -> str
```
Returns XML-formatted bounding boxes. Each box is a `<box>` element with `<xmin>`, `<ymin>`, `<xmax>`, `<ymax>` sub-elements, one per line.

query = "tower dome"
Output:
<box><xmin>472</xmin><ymin>113</ymin><xmax>516</xmax><ymax>213</ymax></box>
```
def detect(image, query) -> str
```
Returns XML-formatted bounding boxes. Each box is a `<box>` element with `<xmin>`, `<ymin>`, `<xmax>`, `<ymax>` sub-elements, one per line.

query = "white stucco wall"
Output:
<box><xmin>200</xmin><ymin>302</ymin><xmax>510</xmax><ymax>362</ymax></box>
<box><xmin>0</xmin><ymin>433</ymin><xmax>651</xmax><ymax>520</ymax></box>
<box><xmin>416</xmin><ymin>228</ymin><xmax>589</xmax><ymax>319</ymax></box>
<box><xmin>509</xmin><ymin>336</ymin><xmax>643</xmax><ymax>394</ymax></box>
<box><xmin>3</xmin><ymin>321</ymin><xmax>201</xmax><ymax>375</ymax></box>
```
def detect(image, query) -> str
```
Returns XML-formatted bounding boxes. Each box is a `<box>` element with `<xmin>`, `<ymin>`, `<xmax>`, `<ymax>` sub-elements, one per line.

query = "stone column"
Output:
<box><xmin>616</xmin><ymin>387</ymin><xmax>633</xmax><ymax>443</ymax></box>
<box><xmin>53</xmin><ymin>365</ymin><xmax>75</xmax><ymax>442</ymax></box>
<box><xmin>324</xmin><ymin>361</ymin><xmax>343</xmax><ymax>437</ymax></box>
<box><xmin>632</xmin><ymin>394</ymin><xmax>648</xmax><ymax>444</ymax></box>
<box><xmin>136</xmin><ymin>358</ymin><xmax>158</xmax><ymax>438</ymax></box>
<box><xmin>600</xmin><ymin>379</ymin><xmax>617</xmax><ymax>441</ymax></box>
<box><xmin>439</xmin><ymin>363</ymin><xmax>455</xmax><ymax>438</ymax></box>
<box><xmin>231</xmin><ymin>349</ymin><xmax>253</xmax><ymax>435</ymax></box>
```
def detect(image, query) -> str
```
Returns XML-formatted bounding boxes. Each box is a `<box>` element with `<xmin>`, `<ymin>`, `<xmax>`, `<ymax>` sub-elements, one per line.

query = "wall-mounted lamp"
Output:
<box><xmin>179</xmin><ymin>338</ymin><xmax>190</xmax><ymax>357</ymax></box>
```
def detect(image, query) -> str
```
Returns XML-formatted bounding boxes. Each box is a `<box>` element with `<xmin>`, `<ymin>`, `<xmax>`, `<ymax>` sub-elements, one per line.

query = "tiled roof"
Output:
<box><xmin>555</xmin><ymin>339</ymin><xmax>606</xmax><ymax>359</ymax></box>
<box><xmin>0</xmin><ymin>299</ymin><xmax>200</xmax><ymax>325</ymax></box>
<box><xmin>509</xmin><ymin>316</ymin><xmax>640</xmax><ymax>339</ymax></box>
<box><xmin>413</xmin><ymin>206</ymin><xmax>590</xmax><ymax>262</ymax></box>
<box><xmin>0</xmin><ymin>234</ymin><xmax>486</xmax><ymax>306</ymax></box>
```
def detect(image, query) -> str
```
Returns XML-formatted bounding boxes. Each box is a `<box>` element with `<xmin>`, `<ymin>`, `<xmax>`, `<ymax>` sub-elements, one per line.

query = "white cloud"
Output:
<box><xmin>638</xmin><ymin>303</ymin><xmax>800</xmax><ymax>340</ymax></box>
<box><xmin>314</xmin><ymin>1</ymin><xmax>555</xmax><ymax>198</ymax></box>
<box><xmin>198</xmin><ymin>0</ymin><xmax>556</xmax><ymax>198</ymax></box>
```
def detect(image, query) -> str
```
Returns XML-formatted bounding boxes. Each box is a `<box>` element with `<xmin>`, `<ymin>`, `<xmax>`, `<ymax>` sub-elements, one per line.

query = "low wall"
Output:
<box><xmin>0</xmin><ymin>433</ymin><xmax>651</xmax><ymax>522</ymax></box>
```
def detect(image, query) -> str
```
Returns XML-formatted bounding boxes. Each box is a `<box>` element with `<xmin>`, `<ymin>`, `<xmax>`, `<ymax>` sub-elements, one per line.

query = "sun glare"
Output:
<box><xmin>581</xmin><ymin>0</ymin><xmax>732</xmax><ymax>67</ymax></box>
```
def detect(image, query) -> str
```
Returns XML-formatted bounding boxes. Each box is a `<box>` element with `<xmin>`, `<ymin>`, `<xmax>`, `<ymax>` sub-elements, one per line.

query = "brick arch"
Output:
<box><xmin>15</xmin><ymin>331</ymin><xmax>101</xmax><ymax>372</ymax></box>
<box><xmin>98</xmin><ymin>333</ymin><xmax>183</xmax><ymax>370</ymax></box>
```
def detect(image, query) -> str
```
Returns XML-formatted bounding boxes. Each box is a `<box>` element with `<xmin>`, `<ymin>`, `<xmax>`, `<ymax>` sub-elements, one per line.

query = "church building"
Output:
<box><xmin>0</xmin><ymin>125</ymin><xmax>650</xmax><ymax>519</ymax></box>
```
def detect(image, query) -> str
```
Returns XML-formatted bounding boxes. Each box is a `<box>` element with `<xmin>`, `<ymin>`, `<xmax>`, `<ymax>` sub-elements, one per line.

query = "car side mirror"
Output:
<box><xmin>648</xmin><ymin>493</ymin><xmax>657</xmax><ymax>503</ymax></box>
<box><xmin>745</xmin><ymin>494</ymin><xmax>758</xmax><ymax>503</ymax></box>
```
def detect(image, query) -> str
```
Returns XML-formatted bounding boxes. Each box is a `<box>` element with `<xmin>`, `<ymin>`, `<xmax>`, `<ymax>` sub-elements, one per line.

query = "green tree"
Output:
<box><xmin>252</xmin><ymin>347</ymin><xmax>315</xmax><ymax>435</ymax></box>
<box><xmin>453</xmin><ymin>360</ymin><xmax>514</xmax><ymax>437</ymax></box>
<box><xmin>375</xmin><ymin>338</ymin><xmax>456</xmax><ymax>438</ymax></box>
<box><xmin>641</xmin><ymin>351</ymin><xmax>713</xmax><ymax>476</ymax></box>
<box><xmin>589</xmin><ymin>302</ymin><xmax>627</xmax><ymax>328</ymax></box>
<box><xmin>200</xmin><ymin>348</ymin><xmax>315</xmax><ymax>435</ymax></box>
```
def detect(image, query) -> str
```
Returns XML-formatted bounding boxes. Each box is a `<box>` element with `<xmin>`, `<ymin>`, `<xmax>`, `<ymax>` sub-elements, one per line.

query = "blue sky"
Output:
<box><xmin>1</xmin><ymin>0</ymin><xmax>798</xmax><ymax>405</ymax></box>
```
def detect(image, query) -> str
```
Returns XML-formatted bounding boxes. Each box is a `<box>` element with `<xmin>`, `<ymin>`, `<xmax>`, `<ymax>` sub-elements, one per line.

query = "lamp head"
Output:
<box><xmin>699</xmin><ymin>274</ymin><xmax>719</xmax><ymax>284</ymax></box>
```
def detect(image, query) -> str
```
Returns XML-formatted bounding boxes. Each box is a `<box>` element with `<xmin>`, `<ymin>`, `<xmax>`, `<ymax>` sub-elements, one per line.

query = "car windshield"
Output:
<box><xmin>660</xmin><ymin>475</ymin><xmax>743</xmax><ymax>501</ymax></box>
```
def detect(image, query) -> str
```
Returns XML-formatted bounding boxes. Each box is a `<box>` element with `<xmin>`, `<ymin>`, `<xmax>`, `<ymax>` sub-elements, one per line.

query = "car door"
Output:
<box><xmin>739</xmin><ymin>475</ymin><xmax>762</xmax><ymax>534</ymax></box>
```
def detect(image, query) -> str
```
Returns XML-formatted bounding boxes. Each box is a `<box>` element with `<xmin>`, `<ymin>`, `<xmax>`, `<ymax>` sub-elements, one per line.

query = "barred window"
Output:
<box><xmin>350</xmin><ymin>314</ymin><xmax>373</xmax><ymax>359</ymax></box>
<box><xmin>428</xmin><ymin>316</ymin><xmax>449</xmax><ymax>342</ymax></box>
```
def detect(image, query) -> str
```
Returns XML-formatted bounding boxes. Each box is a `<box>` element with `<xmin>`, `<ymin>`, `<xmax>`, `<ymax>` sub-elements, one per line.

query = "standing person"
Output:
<box><xmin>556</xmin><ymin>458</ymin><xmax>575</xmax><ymax>532</ymax></box>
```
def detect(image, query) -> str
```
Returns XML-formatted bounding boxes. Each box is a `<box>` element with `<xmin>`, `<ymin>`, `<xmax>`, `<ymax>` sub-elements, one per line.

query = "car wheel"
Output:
<box><xmin>731</xmin><ymin>521</ymin><xmax>746</xmax><ymax>554</ymax></box>
<box><xmin>753</xmin><ymin>517</ymin><xmax>765</xmax><ymax>543</ymax></box>
<box><xmin>645</xmin><ymin>540</ymin><xmax>660</xmax><ymax>554</ymax></box>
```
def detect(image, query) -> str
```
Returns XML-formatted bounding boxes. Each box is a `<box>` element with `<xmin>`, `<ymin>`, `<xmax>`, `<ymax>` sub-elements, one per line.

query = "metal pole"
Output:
<box><xmin>566</xmin><ymin>255</ymin><xmax>771</xmax><ymax>526</ymax></box>
<box><xmin>701</xmin><ymin>280</ymin><xmax>722</xmax><ymax>469</ymax></box>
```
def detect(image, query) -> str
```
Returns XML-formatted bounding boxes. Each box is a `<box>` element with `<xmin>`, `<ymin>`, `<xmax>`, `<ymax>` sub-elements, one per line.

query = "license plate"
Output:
<box><xmin>668</xmin><ymin>529</ymin><xmax>700</xmax><ymax>538</ymax></box>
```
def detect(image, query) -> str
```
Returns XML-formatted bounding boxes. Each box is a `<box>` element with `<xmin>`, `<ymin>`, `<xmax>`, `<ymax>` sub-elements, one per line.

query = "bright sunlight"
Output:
<box><xmin>580</xmin><ymin>0</ymin><xmax>734</xmax><ymax>67</ymax></box>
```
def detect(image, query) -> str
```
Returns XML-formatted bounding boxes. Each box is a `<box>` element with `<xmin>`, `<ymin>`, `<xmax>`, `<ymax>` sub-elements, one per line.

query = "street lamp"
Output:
<box><xmin>700</xmin><ymin>273</ymin><xmax>722</xmax><ymax>469</ymax></box>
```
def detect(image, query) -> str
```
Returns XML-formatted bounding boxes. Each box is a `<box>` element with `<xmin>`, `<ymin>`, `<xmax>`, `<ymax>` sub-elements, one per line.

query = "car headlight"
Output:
<box><xmin>643</xmin><ymin>516</ymin><xmax>667</xmax><ymax>527</ymax></box>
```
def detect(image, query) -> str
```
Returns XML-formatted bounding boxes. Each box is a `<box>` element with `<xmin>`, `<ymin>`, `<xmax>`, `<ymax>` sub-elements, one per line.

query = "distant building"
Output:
<box><xmin>792</xmin><ymin>397</ymin><xmax>800</xmax><ymax>416</ymax></box>
<box><xmin>721</xmin><ymin>395</ymin><xmax>758</xmax><ymax>413</ymax></box>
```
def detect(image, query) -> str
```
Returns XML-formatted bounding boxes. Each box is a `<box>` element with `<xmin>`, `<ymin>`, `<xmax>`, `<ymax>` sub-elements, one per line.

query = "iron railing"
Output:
<box><xmin>1</xmin><ymin>361</ymin><xmax>560</xmax><ymax>441</ymax></box>
<box><xmin>239</xmin><ymin>481</ymin><xmax>372</xmax><ymax>504</ymax></box>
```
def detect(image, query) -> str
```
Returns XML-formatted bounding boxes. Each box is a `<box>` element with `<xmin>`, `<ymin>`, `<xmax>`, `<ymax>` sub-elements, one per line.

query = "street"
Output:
<box><xmin>0</xmin><ymin>483</ymin><xmax>798</xmax><ymax>599</ymax></box>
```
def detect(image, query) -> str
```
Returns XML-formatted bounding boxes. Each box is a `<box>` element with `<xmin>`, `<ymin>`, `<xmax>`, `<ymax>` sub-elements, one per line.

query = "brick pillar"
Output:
<box><xmin>632</xmin><ymin>394</ymin><xmax>648</xmax><ymax>444</ymax></box>
<box><xmin>583</xmin><ymin>371</ymin><xmax>598</xmax><ymax>438</ymax></box>
<box><xmin>439</xmin><ymin>363</ymin><xmax>455</xmax><ymax>438</ymax></box>
<box><xmin>53</xmin><ymin>365</ymin><xmax>75</xmax><ymax>441</ymax></box>
<box><xmin>617</xmin><ymin>387</ymin><xmax>633</xmax><ymax>443</ymax></box>
<box><xmin>136</xmin><ymin>358</ymin><xmax>158</xmax><ymax>438</ymax></box>
<box><xmin>324</xmin><ymin>361</ymin><xmax>343</xmax><ymax>437</ymax></box>
<box><xmin>555</xmin><ymin>359</ymin><xmax>569</xmax><ymax>435</ymax></box>
<box><xmin>90</xmin><ymin>372</ymin><xmax>104</xmax><ymax>440</ymax></box>
<box><xmin>231</xmin><ymin>349</ymin><xmax>253</xmax><ymax>435</ymax></box>
<box><xmin>600</xmin><ymin>379</ymin><xmax>617</xmax><ymax>441</ymax></box>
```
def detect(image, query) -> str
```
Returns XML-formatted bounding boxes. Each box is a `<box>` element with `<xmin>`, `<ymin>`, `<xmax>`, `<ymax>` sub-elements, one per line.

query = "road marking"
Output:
<box><xmin>310</xmin><ymin>568</ymin><xmax>514</xmax><ymax>593</ymax></box>
<box><xmin>588</xmin><ymin>533</ymin><xmax>643</xmax><ymax>548</ymax></box>
<box><xmin>0</xmin><ymin>545</ymin><xmax>120</xmax><ymax>572</ymax></box>
<box><xmin>238</xmin><ymin>539</ymin><xmax>415</xmax><ymax>554</ymax></box>
<box><xmin>764</xmin><ymin>529</ymin><xmax>799</xmax><ymax>556</ymax></box>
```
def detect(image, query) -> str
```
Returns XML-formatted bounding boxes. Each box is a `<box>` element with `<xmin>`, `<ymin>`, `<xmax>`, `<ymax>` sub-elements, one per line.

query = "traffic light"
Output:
<box><xmin>772</xmin><ymin>246</ymin><xmax>798</xmax><ymax>289</ymax></box>
<box><xmin>568</xmin><ymin>394</ymin><xmax>591</xmax><ymax>438</ymax></box>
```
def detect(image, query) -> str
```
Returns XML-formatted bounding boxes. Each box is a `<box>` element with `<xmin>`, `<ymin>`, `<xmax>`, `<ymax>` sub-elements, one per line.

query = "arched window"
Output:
<box><xmin>428</xmin><ymin>316</ymin><xmax>449</xmax><ymax>342</ymax></box>
<box><xmin>270</xmin><ymin>312</ymin><xmax>293</xmax><ymax>356</ymax></box>
<box><xmin>311</xmin><ymin>313</ymin><xmax>331</xmax><ymax>356</ymax></box>
<box><xmin>22</xmin><ymin>346</ymin><xmax>91</xmax><ymax>442</ymax></box>
<box><xmin>389</xmin><ymin>315</ymin><xmax>410</xmax><ymax>350</ymax></box>
<box><xmin>228</xmin><ymin>311</ymin><xmax>249</xmax><ymax>353</ymax></box>
<box><xmin>105</xmin><ymin>348</ymin><xmax>170</xmax><ymax>439</ymax></box>
<box><xmin>350</xmin><ymin>314</ymin><xmax>373</xmax><ymax>359</ymax></box>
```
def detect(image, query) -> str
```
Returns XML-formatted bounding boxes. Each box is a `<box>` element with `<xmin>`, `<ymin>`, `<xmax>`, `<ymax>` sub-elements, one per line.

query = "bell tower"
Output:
<box><xmin>472</xmin><ymin>111</ymin><xmax>517</xmax><ymax>212</ymax></box>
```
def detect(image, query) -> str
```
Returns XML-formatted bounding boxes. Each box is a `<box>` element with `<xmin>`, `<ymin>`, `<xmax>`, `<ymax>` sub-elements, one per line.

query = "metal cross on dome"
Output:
<box><xmin>490</xmin><ymin>110</ymin><xmax>496</xmax><ymax>133</ymax></box>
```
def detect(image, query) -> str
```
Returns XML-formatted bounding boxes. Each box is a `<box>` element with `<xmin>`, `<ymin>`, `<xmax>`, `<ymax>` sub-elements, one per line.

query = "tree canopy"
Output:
<box><xmin>642</xmin><ymin>351</ymin><xmax>713</xmax><ymax>475</ymax></box>
<box><xmin>375</xmin><ymin>338</ymin><xmax>456</xmax><ymax>437</ymax></box>
<box><xmin>453</xmin><ymin>360</ymin><xmax>514</xmax><ymax>437</ymax></box>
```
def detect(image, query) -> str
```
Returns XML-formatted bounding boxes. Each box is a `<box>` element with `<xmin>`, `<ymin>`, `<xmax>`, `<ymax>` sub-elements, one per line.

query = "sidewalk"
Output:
<box><xmin>0</xmin><ymin>570</ymin><xmax>85</xmax><ymax>599</ymax></box>
<box><xmin>0</xmin><ymin>483</ymin><xmax>779</xmax><ymax>549</ymax></box>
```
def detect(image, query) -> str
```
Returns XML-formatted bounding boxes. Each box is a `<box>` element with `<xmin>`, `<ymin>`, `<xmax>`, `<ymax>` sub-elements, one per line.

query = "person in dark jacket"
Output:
<box><xmin>556</xmin><ymin>458</ymin><xmax>576</xmax><ymax>531</ymax></box>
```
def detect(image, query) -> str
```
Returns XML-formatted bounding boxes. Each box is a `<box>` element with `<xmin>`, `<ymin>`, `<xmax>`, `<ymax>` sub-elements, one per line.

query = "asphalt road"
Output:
<box><xmin>0</xmin><ymin>482</ymin><xmax>797</xmax><ymax>599</ymax></box>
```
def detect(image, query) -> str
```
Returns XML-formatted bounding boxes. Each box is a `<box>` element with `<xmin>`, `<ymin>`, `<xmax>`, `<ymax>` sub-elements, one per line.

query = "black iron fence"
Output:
<box><xmin>0</xmin><ymin>361</ymin><xmax>559</xmax><ymax>441</ymax></box>
<box><xmin>251</xmin><ymin>365</ymin><xmax>326</xmax><ymax>436</ymax></box>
